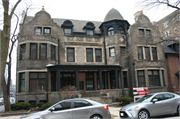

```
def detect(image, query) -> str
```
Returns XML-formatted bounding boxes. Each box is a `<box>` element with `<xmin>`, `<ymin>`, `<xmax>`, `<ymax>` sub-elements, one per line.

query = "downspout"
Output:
<box><xmin>103</xmin><ymin>24</ymin><xmax>107</xmax><ymax>65</ymax></box>
<box><xmin>58</xmin><ymin>39</ymin><xmax>60</xmax><ymax>65</ymax></box>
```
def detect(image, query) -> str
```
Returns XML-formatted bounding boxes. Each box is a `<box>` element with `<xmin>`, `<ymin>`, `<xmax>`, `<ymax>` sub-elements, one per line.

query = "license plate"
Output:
<box><xmin>120</xmin><ymin>113</ymin><xmax>124</xmax><ymax>116</ymax></box>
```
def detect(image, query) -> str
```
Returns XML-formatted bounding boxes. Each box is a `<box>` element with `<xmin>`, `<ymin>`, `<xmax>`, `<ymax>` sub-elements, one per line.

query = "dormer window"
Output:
<box><xmin>61</xmin><ymin>20</ymin><xmax>74</xmax><ymax>36</ymax></box>
<box><xmin>108</xmin><ymin>27</ymin><xmax>114</xmax><ymax>36</ymax></box>
<box><xmin>64</xmin><ymin>28</ymin><xmax>72</xmax><ymax>35</ymax></box>
<box><xmin>35</xmin><ymin>27</ymin><xmax>42</xmax><ymax>35</ymax></box>
<box><xmin>87</xmin><ymin>30</ymin><xmax>94</xmax><ymax>36</ymax></box>
<box><xmin>118</xmin><ymin>26</ymin><xmax>124</xmax><ymax>34</ymax></box>
<box><xmin>44</xmin><ymin>27</ymin><xmax>51</xmax><ymax>34</ymax></box>
<box><xmin>83</xmin><ymin>22</ymin><xmax>95</xmax><ymax>36</ymax></box>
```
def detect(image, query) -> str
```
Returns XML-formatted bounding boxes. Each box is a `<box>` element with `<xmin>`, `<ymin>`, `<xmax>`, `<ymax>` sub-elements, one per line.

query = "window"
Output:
<box><xmin>137</xmin><ymin>46</ymin><xmax>143</xmax><ymax>60</ymax></box>
<box><xmin>146</xmin><ymin>30</ymin><xmax>151</xmax><ymax>38</ymax></box>
<box><xmin>163</xmin><ymin>21</ymin><xmax>169</xmax><ymax>28</ymax></box>
<box><xmin>118</xmin><ymin>26</ymin><xmax>124</xmax><ymax>34</ymax></box>
<box><xmin>123</xmin><ymin>71</ymin><xmax>128</xmax><ymax>88</ymax></box>
<box><xmin>120</xmin><ymin>47</ymin><xmax>126</xmax><ymax>56</ymax></box>
<box><xmin>108</xmin><ymin>27</ymin><xmax>114</xmax><ymax>36</ymax></box>
<box><xmin>35</xmin><ymin>27</ymin><xmax>42</xmax><ymax>35</ymax></box>
<box><xmin>139</xmin><ymin>29</ymin><xmax>144</xmax><ymax>37</ymax></box>
<box><xmin>172</xmin><ymin>18</ymin><xmax>176</xmax><ymax>23</ymax></box>
<box><xmin>138</xmin><ymin>70</ymin><xmax>146</xmax><ymax>87</ymax></box>
<box><xmin>87</xmin><ymin>30</ymin><xmax>94</xmax><ymax>36</ymax></box>
<box><xmin>30</xmin><ymin>43</ymin><xmax>37</xmax><ymax>59</ymax></box>
<box><xmin>86</xmin><ymin>73</ymin><xmax>94</xmax><ymax>90</ymax></box>
<box><xmin>53</xmin><ymin>101</ymin><xmax>71</xmax><ymax>111</ymax></box>
<box><xmin>19</xmin><ymin>73</ymin><xmax>25</xmax><ymax>92</ymax></box>
<box><xmin>109</xmin><ymin>47</ymin><xmax>115</xmax><ymax>57</ymax></box>
<box><xmin>152</xmin><ymin>94</ymin><xmax>164</xmax><ymax>101</ymax></box>
<box><xmin>20</xmin><ymin>44</ymin><xmax>26</xmax><ymax>60</ymax></box>
<box><xmin>148</xmin><ymin>70</ymin><xmax>160</xmax><ymax>87</ymax></box>
<box><xmin>74</xmin><ymin>100</ymin><xmax>92</xmax><ymax>108</ymax></box>
<box><xmin>67</xmin><ymin>48</ymin><xmax>75</xmax><ymax>62</ymax></box>
<box><xmin>43</xmin><ymin>27</ymin><xmax>51</xmax><ymax>34</ymax></box>
<box><xmin>162</xmin><ymin>70</ymin><xmax>165</xmax><ymax>86</ymax></box>
<box><xmin>95</xmin><ymin>49</ymin><xmax>102</xmax><ymax>62</ymax></box>
<box><xmin>178</xmin><ymin>16</ymin><xmax>180</xmax><ymax>21</ymax></box>
<box><xmin>51</xmin><ymin>45</ymin><xmax>56</xmax><ymax>60</ymax></box>
<box><xmin>164</xmin><ymin>30</ymin><xmax>170</xmax><ymax>37</ymax></box>
<box><xmin>174</xmin><ymin>27</ymin><xmax>177</xmax><ymax>32</ymax></box>
<box><xmin>145</xmin><ymin>47</ymin><xmax>150</xmax><ymax>60</ymax></box>
<box><xmin>40</xmin><ymin>43</ymin><xmax>47</xmax><ymax>59</ymax></box>
<box><xmin>176</xmin><ymin>44</ymin><xmax>179</xmax><ymax>52</ymax></box>
<box><xmin>86</xmin><ymin>48</ymin><xmax>93</xmax><ymax>62</ymax></box>
<box><xmin>152</xmin><ymin>47</ymin><xmax>158</xmax><ymax>60</ymax></box>
<box><xmin>164</xmin><ymin>93</ymin><xmax>174</xmax><ymax>100</ymax></box>
<box><xmin>64</xmin><ymin>29</ymin><xmax>71</xmax><ymax>35</ymax></box>
<box><xmin>30</xmin><ymin>72</ymin><xmax>46</xmax><ymax>92</ymax></box>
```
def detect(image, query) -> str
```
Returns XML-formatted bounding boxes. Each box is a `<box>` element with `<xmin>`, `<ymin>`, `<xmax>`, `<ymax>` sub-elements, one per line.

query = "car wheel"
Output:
<box><xmin>175</xmin><ymin>106</ymin><xmax>180</xmax><ymax>116</ymax></box>
<box><xmin>90</xmin><ymin>115</ymin><xmax>102</xmax><ymax>119</ymax></box>
<box><xmin>138</xmin><ymin>110</ymin><xmax>149</xmax><ymax>119</ymax></box>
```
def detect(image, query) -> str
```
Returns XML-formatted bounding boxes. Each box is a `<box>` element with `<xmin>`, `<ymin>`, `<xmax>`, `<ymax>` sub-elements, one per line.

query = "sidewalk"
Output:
<box><xmin>109</xmin><ymin>106</ymin><xmax>121</xmax><ymax>119</ymax></box>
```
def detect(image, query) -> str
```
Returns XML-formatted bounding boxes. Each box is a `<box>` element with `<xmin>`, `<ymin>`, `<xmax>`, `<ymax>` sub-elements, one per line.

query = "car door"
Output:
<box><xmin>151</xmin><ymin>94</ymin><xmax>165</xmax><ymax>116</ymax></box>
<box><xmin>71</xmin><ymin>100</ymin><xmax>93</xmax><ymax>119</ymax></box>
<box><xmin>163</xmin><ymin>93</ymin><xmax>177</xmax><ymax>114</ymax></box>
<box><xmin>44</xmin><ymin>101</ymin><xmax>73</xmax><ymax>119</ymax></box>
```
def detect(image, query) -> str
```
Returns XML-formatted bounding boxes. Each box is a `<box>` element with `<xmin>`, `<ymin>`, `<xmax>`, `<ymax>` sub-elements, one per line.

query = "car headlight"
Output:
<box><xmin>128</xmin><ymin>106</ymin><xmax>139</xmax><ymax>111</ymax></box>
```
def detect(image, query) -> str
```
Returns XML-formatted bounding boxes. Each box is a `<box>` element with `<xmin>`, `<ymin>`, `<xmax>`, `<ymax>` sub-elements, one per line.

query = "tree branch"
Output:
<box><xmin>9</xmin><ymin>0</ymin><xmax>22</xmax><ymax>19</ymax></box>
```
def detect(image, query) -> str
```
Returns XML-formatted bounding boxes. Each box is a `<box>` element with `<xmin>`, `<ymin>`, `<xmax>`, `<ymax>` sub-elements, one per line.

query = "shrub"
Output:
<box><xmin>116</xmin><ymin>97</ymin><xmax>133</xmax><ymax>105</ymax></box>
<box><xmin>40</xmin><ymin>102</ymin><xmax>56</xmax><ymax>110</ymax></box>
<box><xmin>36</xmin><ymin>102</ymin><xmax>44</xmax><ymax>107</ymax></box>
<box><xmin>11</xmin><ymin>102</ymin><xmax>32</xmax><ymax>111</ymax></box>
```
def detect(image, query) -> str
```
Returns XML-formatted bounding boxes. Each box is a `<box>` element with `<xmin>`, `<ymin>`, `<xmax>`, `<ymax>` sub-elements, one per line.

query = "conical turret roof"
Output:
<box><xmin>104</xmin><ymin>8</ymin><xmax>124</xmax><ymax>22</ymax></box>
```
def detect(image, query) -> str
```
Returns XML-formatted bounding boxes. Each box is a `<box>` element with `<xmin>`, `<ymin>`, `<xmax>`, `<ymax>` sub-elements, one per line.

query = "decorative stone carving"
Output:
<box><xmin>77</xmin><ymin>37</ymin><xmax>84</xmax><ymax>41</ymax></box>
<box><xmin>95</xmin><ymin>38</ymin><xmax>101</xmax><ymax>42</ymax></box>
<box><xmin>67</xmin><ymin>37</ymin><xmax>74</xmax><ymax>41</ymax></box>
<box><xmin>86</xmin><ymin>38</ymin><xmax>92</xmax><ymax>42</ymax></box>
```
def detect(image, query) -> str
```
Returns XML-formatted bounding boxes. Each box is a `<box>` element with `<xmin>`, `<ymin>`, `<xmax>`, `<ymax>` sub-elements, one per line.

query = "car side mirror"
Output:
<box><xmin>49</xmin><ymin>107</ymin><xmax>55</xmax><ymax>112</ymax></box>
<box><xmin>152</xmin><ymin>99</ymin><xmax>158</xmax><ymax>103</ymax></box>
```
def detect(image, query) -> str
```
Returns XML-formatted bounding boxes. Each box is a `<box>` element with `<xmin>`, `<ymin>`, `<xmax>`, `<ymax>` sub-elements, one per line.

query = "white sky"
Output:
<box><xmin>6</xmin><ymin>0</ymin><xmax>177</xmax><ymax>84</ymax></box>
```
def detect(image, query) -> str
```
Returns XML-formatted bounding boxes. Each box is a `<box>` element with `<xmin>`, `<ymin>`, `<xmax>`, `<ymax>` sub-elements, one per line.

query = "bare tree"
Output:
<box><xmin>137</xmin><ymin>0</ymin><xmax>180</xmax><ymax>10</ymax></box>
<box><xmin>0</xmin><ymin>0</ymin><xmax>24</xmax><ymax>112</ymax></box>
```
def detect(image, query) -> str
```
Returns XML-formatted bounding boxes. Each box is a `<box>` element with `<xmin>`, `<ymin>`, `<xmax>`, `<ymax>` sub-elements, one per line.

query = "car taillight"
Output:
<box><xmin>103</xmin><ymin>106</ymin><xmax>109</xmax><ymax>110</ymax></box>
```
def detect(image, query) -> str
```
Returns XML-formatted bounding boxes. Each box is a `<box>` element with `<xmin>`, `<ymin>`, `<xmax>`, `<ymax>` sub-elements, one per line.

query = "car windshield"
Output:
<box><xmin>136</xmin><ymin>95</ymin><xmax>153</xmax><ymax>102</ymax></box>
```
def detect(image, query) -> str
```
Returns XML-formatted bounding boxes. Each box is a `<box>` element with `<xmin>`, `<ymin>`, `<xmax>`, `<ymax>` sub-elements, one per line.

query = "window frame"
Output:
<box><xmin>19</xmin><ymin>73</ymin><xmax>25</xmax><ymax>92</ymax></box>
<box><xmin>30</xmin><ymin>43</ymin><xmax>37</xmax><ymax>59</ymax></box>
<box><xmin>123</xmin><ymin>71</ymin><xmax>128</xmax><ymax>88</ymax></box>
<box><xmin>108</xmin><ymin>27</ymin><xmax>114</xmax><ymax>36</ymax></box>
<box><xmin>137</xmin><ymin>70</ymin><xmax>146</xmax><ymax>87</ymax></box>
<box><xmin>20</xmin><ymin>44</ymin><xmax>26</xmax><ymax>60</ymax></box>
<box><xmin>137</xmin><ymin>46</ymin><xmax>143</xmax><ymax>60</ymax></box>
<box><xmin>118</xmin><ymin>26</ymin><xmax>124</xmax><ymax>34</ymax></box>
<box><xmin>95</xmin><ymin>48</ymin><xmax>102</xmax><ymax>62</ymax></box>
<box><xmin>35</xmin><ymin>27</ymin><xmax>42</xmax><ymax>35</ymax></box>
<box><xmin>86</xmin><ymin>48</ymin><xmax>93</xmax><ymax>62</ymax></box>
<box><xmin>86</xmin><ymin>30</ymin><xmax>94</xmax><ymax>36</ymax></box>
<box><xmin>146</xmin><ymin>29</ymin><xmax>151</xmax><ymax>38</ymax></box>
<box><xmin>139</xmin><ymin>29</ymin><xmax>144</xmax><ymax>37</ymax></box>
<box><xmin>64</xmin><ymin>28</ymin><xmax>72</xmax><ymax>36</ymax></box>
<box><xmin>148</xmin><ymin>70</ymin><xmax>160</xmax><ymax>87</ymax></box>
<box><xmin>43</xmin><ymin>27</ymin><xmax>51</xmax><ymax>35</ymax></box>
<box><xmin>109</xmin><ymin>47</ymin><xmax>115</xmax><ymax>57</ymax></box>
<box><xmin>67</xmin><ymin>47</ymin><xmax>75</xmax><ymax>62</ymax></box>
<box><xmin>152</xmin><ymin>47</ymin><xmax>158</xmax><ymax>61</ymax></box>
<box><xmin>39</xmin><ymin>43</ymin><xmax>47</xmax><ymax>60</ymax></box>
<box><xmin>51</xmin><ymin>45</ymin><xmax>56</xmax><ymax>60</ymax></box>
<box><xmin>29</xmin><ymin>72</ymin><xmax>47</xmax><ymax>92</ymax></box>
<box><xmin>145</xmin><ymin>47</ymin><xmax>151</xmax><ymax>60</ymax></box>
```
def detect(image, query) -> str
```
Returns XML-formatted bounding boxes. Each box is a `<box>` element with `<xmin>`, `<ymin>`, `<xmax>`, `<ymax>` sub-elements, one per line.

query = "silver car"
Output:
<box><xmin>120</xmin><ymin>92</ymin><xmax>180</xmax><ymax>119</ymax></box>
<box><xmin>20</xmin><ymin>99</ymin><xmax>111</xmax><ymax>119</ymax></box>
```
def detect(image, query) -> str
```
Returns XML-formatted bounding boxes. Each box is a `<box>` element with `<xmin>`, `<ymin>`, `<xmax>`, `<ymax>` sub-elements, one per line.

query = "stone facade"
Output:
<box><xmin>16</xmin><ymin>8</ymin><xmax>168</xmax><ymax>105</ymax></box>
<box><xmin>157</xmin><ymin>10</ymin><xmax>180</xmax><ymax>93</ymax></box>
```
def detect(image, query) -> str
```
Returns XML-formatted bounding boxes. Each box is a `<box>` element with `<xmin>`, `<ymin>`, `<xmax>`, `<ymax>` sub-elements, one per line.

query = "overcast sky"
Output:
<box><xmin>4</xmin><ymin>0</ymin><xmax>177</xmax><ymax>85</ymax></box>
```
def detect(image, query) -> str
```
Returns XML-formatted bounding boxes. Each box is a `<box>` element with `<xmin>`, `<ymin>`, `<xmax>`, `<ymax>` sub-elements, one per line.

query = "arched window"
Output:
<box><xmin>118</xmin><ymin>26</ymin><xmax>124</xmax><ymax>34</ymax></box>
<box><xmin>108</xmin><ymin>27</ymin><xmax>114</xmax><ymax>36</ymax></box>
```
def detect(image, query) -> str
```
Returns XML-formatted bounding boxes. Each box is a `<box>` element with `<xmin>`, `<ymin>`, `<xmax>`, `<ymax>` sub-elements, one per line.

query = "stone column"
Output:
<box><xmin>115</xmin><ymin>70</ymin><xmax>119</xmax><ymax>89</ymax></box>
<box><xmin>99</xmin><ymin>70</ymin><xmax>102</xmax><ymax>89</ymax></box>
<box><xmin>76</xmin><ymin>70</ymin><xmax>79</xmax><ymax>91</ymax></box>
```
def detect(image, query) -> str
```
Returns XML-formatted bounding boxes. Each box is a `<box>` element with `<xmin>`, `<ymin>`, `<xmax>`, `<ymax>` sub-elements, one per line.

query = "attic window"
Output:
<box><xmin>108</xmin><ymin>27</ymin><xmax>114</xmax><ymax>36</ymax></box>
<box><xmin>87</xmin><ymin>30</ymin><xmax>94</xmax><ymax>36</ymax></box>
<box><xmin>118</xmin><ymin>26</ymin><xmax>124</xmax><ymax>34</ymax></box>
<box><xmin>35</xmin><ymin>27</ymin><xmax>42</xmax><ymax>35</ymax></box>
<box><xmin>44</xmin><ymin>27</ymin><xmax>51</xmax><ymax>34</ymax></box>
<box><xmin>139</xmin><ymin>29</ymin><xmax>144</xmax><ymax>37</ymax></box>
<box><xmin>64</xmin><ymin>29</ymin><xmax>71</xmax><ymax>35</ymax></box>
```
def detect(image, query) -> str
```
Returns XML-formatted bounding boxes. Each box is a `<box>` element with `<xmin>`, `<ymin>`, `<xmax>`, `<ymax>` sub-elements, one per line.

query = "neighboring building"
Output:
<box><xmin>158</xmin><ymin>10</ymin><xmax>179</xmax><ymax>93</ymax></box>
<box><xmin>0</xmin><ymin>30</ymin><xmax>1</xmax><ymax>98</ymax></box>
<box><xmin>16</xmin><ymin>7</ymin><xmax>168</xmax><ymax>104</ymax></box>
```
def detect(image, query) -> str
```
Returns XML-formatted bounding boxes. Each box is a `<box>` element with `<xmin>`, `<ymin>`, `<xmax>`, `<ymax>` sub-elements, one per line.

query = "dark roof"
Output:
<box><xmin>164</xmin><ymin>42</ymin><xmax>179</xmax><ymax>54</ymax></box>
<box><xmin>175</xmin><ymin>71</ymin><xmax>179</xmax><ymax>76</ymax></box>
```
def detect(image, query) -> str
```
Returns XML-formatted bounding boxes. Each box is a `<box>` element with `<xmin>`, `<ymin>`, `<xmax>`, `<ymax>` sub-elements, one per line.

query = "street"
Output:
<box><xmin>0</xmin><ymin>106</ymin><xmax>179</xmax><ymax>119</ymax></box>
